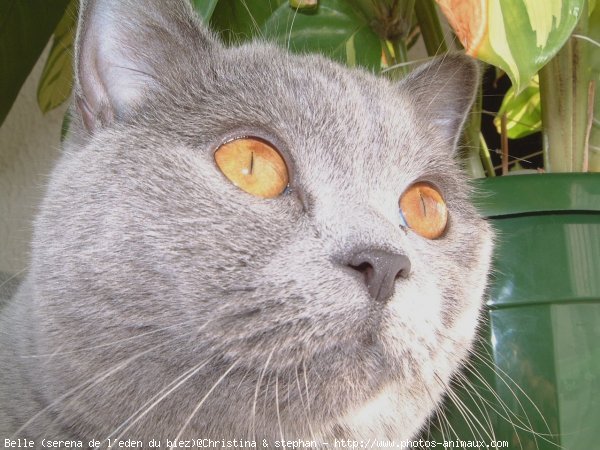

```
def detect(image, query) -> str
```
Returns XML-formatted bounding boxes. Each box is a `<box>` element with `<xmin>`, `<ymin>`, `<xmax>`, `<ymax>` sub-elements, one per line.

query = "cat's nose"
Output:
<box><xmin>347</xmin><ymin>249</ymin><xmax>411</xmax><ymax>303</ymax></box>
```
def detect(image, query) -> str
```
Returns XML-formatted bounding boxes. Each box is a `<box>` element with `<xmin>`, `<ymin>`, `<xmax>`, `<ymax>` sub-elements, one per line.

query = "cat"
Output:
<box><xmin>0</xmin><ymin>0</ymin><xmax>493</xmax><ymax>448</ymax></box>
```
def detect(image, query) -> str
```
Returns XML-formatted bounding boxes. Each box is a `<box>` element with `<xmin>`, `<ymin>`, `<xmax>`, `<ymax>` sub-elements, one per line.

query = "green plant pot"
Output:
<box><xmin>428</xmin><ymin>173</ymin><xmax>600</xmax><ymax>449</ymax></box>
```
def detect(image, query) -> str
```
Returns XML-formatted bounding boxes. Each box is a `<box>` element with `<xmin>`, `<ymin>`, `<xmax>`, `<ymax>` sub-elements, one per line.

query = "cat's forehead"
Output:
<box><xmin>178</xmin><ymin>44</ymin><xmax>438</xmax><ymax>190</ymax></box>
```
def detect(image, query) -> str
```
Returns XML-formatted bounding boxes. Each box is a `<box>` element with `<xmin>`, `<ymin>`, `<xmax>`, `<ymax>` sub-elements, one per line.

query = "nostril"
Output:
<box><xmin>396</xmin><ymin>266</ymin><xmax>410</xmax><ymax>280</ymax></box>
<box><xmin>345</xmin><ymin>249</ymin><xmax>411</xmax><ymax>303</ymax></box>
<box><xmin>349</xmin><ymin>261</ymin><xmax>374</xmax><ymax>282</ymax></box>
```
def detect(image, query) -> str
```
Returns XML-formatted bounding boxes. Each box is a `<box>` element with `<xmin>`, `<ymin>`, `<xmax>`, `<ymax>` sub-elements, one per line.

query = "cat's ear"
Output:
<box><xmin>401</xmin><ymin>54</ymin><xmax>479</xmax><ymax>148</ymax></box>
<box><xmin>74</xmin><ymin>0</ymin><xmax>217</xmax><ymax>132</ymax></box>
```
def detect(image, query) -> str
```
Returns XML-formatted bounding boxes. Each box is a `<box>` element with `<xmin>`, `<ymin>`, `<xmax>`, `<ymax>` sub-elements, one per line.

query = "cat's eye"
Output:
<box><xmin>399</xmin><ymin>182</ymin><xmax>448</xmax><ymax>239</ymax></box>
<box><xmin>214</xmin><ymin>137</ymin><xmax>289</xmax><ymax>199</ymax></box>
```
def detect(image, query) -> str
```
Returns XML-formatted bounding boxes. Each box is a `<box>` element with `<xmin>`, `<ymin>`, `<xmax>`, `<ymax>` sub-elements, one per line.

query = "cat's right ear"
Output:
<box><xmin>399</xmin><ymin>54</ymin><xmax>479</xmax><ymax>150</ymax></box>
<box><xmin>74</xmin><ymin>0</ymin><xmax>218</xmax><ymax>133</ymax></box>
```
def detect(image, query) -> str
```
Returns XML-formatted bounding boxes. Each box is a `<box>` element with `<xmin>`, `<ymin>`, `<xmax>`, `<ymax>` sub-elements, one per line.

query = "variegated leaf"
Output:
<box><xmin>494</xmin><ymin>76</ymin><xmax>542</xmax><ymax>139</ymax></box>
<box><xmin>437</xmin><ymin>0</ymin><xmax>585</xmax><ymax>92</ymax></box>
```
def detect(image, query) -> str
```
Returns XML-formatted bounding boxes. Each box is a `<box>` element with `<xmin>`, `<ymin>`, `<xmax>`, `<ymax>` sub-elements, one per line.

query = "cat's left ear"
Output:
<box><xmin>74</xmin><ymin>0</ymin><xmax>219</xmax><ymax>132</ymax></box>
<box><xmin>400</xmin><ymin>54</ymin><xmax>479</xmax><ymax>149</ymax></box>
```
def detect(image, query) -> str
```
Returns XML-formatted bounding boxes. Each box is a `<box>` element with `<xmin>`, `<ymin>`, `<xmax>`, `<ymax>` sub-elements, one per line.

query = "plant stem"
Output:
<box><xmin>587</xmin><ymin>0</ymin><xmax>600</xmax><ymax>171</ymax></box>
<box><xmin>583</xmin><ymin>80</ymin><xmax>596</xmax><ymax>171</ymax></box>
<box><xmin>414</xmin><ymin>0</ymin><xmax>447</xmax><ymax>56</ymax></box>
<box><xmin>501</xmin><ymin>114</ymin><xmax>509</xmax><ymax>175</ymax></box>
<box><xmin>479</xmin><ymin>133</ymin><xmax>495</xmax><ymax>177</ymax></box>
<box><xmin>590</xmin><ymin>80</ymin><xmax>600</xmax><ymax>172</ymax></box>
<box><xmin>381</xmin><ymin>40</ymin><xmax>405</xmax><ymax>80</ymax></box>
<box><xmin>461</xmin><ymin>83</ymin><xmax>486</xmax><ymax>178</ymax></box>
<box><xmin>391</xmin><ymin>38</ymin><xmax>409</xmax><ymax>76</ymax></box>
<box><xmin>387</xmin><ymin>0</ymin><xmax>415</xmax><ymax>77</ymax></box>
<box><xmin>382</xmin><ymin>39</ymin><xmax>395</xmax><ymax>68</ymax></box>
<box><xmin>396</xmin><ymin>0</ymin><xmax>416</xmax><ymax>27</ymax></box>
<box><xmin>538</xmin><ymin>0</ymin><xmax>590</xmax><ymax>172</ymax></box>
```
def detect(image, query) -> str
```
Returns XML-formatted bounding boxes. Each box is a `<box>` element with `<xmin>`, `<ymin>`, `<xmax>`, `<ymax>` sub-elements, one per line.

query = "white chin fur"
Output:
<box><xmin>332</xmin><ymin>382</ymin><xmax>440</xmax><ymax>441</ymax></box>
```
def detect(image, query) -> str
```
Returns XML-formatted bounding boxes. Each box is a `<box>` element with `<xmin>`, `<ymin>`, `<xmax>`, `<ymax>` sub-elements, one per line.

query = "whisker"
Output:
<box><xmin>435</xmin><ymin>372</ymin><xmax>495</xmax><ymax>445</ymax></box>
<box><xmin>287</xmin><ymin>1</ymin><xmax>301</xmax><ymax>51</ymax></box>
<box><xmin>471</xmin><ymin>351</ymin><xmax>553</xmax><ymax>437</ymax></box>
<box><xmin>381</xmin><ymin>57</ymin><xmax>431</xmax><ymax>73</ymax></box>
<box><xmin>432</xmin><ymin>402</ymin><xmax>452</xmax><ymax>446</ymax></box>
<box><xmin>252</xmin><ymin>348</ymin><xmax>275</xmax><ymax>441</ymax></box>
<box><xmin>422</xmin><ymin>381</ymin><xmax>450</xmax><ymax>446</ymax></box>
<box><xmin>262</xmin><ymin>369</ymin><xmax>274</xmax><ymax>426</ymax></box>
<box><xmin>461</xmin><ymin>362</ymin><xmax>531</xmax><ymax>434</ymax></box>
<box><xmin>13</xmin><ymin>340</ymin><xmax>171</xmax><ymax>440</ymax></box>
<box><xmin>295</xmin><ymin>363</ymin><xmax>316</xmax><ymax>441</ymax></box>
<box><xmin>286</xmin><ymin>369</ymin><xmax>292</xmax><ymax>409</ymax></box>
<box><xmin>42</xmin><ymin>343</ymin><xmax>67</xmax><ymax>365</ymax></box>
<box><xmin>20</xmin><ymin>316</ymin><xmax>211</xmax><ymax>358</ymax></box>
<box><xmin>302</xmin><ymin>359</ymin><xmax>312</xmax><ymax>418</ymax></box>
<box><xmin>240</xmin><ymin>0</ymin><xmax>263</xmax><ymax>40</ymax></box>
<box><xmin>426</xmin><ymin>59</ymin><xmax>469</xmax><ymax>111</ymax></box>
<box><xmin>469</xmin><ymin>363</ymin><xmax>558</xmax><ymax>448</ymax></box>
<box><xmin>235</xmin><ymin>366</ymin><xmax>253</xmax><ymax>392</ymax></box>
<box><xmin>53</xmin><ymin>324</ymin><xmax>217</xmax><ymax>443</ymax></box>
<box><xmin>169</xmin><ymin>359</ymin><xmax>239</xmax><ymax>449</ymax></box>
<box><xmin>0</xmin><ymin>267</ymin><xmax>27</xmax><ymax>290</ymax></box>
<box><xmin>438</xmin><ymin>330</ymin><xmax>553</xmax><ymax>442</ymax></box>
<box><xmin>436</xmin><ymin>378</ymin><xmax>475</xmax><ymax>448</ymax></box>
<box><xmin>453</xmin><ymin>372</ymin><xmax>506</xmax><ymax>449</ymax></box>
<box><xmin>98</xmin><ymin>355</ymin><xmax>216</xmax><ymax>449</ymax></box>
<box><xmin>275</xmin><ymin>372</ymin><xmax>285</xmax><ymax>443</ymax></box>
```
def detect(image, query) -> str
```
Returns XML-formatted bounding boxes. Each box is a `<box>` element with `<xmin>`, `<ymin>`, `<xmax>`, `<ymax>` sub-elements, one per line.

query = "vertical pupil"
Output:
<box><xmin>214</xmin><ymin>137</ymin><xmax>289</xmax><ymax>198</ymax></box>
<box><xmin>418</xmin><ymin>190</ymin><xmax>427</xmax><ymax>217</ymax></box>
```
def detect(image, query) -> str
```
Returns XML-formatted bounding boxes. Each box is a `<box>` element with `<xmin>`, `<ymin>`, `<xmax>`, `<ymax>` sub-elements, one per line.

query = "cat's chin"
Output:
<box><xmin>318</xmin><ymin>381</ymin><xmax>440</xmax><ymax>442</ymax></box>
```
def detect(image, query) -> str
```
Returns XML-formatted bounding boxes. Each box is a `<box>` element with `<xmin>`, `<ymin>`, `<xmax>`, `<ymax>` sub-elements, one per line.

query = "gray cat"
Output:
<box><xmin>0</xmin><ymin>0</ymin><xmax>493</xmax><ymax>448</ymax></box>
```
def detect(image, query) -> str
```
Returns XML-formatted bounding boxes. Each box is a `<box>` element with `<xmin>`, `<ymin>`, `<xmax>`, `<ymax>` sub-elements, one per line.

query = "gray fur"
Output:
<box><xmin>0</xmin><ymin>0</ymin><xmax>493</xmax><ymax>447</ymax></box>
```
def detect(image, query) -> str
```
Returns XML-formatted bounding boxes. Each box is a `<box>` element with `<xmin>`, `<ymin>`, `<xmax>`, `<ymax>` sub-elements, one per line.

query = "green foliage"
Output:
<box><xmin>588</xmin><ymin>0</ymin><xmax>600</xmax><ymax>171</ymax></box>
<box><xmin>210</xmin><ymin>0</ymin><xmax>286</xmax><ymax>44</ymax></box>
<box><xmin>37</xmin><ymin>0</ymin><xmax>77</xmax><ymax>113</ymax></box>
<box><xmin>0</xmin><ymin>0</ymin><xmax>69</xmax><ymax>124</ymax></box>
<box><xmin>537</xmin><ymin>0</ymin><xmax>597</xmax><ymax>172</ymax></box>
<box><xmin>440</xmin><ymin>0</ymin><xmax>598</xmax><ymax>172</ymax></box>
<box><xmin>494</xmin><ymin>77</ymin><xmax>542</xmax><ymax>139</ymax></box>
<box><xmin>3</xmin><ymin>0</ymin><xmax>597</xmax><ymax>174</ymax></box>
<box><xmin>191</xmin><ymin>0</ymin><xmax>220</xmax><ymax>22</ymax></box>
<box><xmin>480</xmin><ymin>0</ymin><xmax>584</xmax><ymax>93</ymax></box>
<box><xmin>261</xmin><ymin>0</ymin><xmax>381</xmax><ymax>70</ymax></box>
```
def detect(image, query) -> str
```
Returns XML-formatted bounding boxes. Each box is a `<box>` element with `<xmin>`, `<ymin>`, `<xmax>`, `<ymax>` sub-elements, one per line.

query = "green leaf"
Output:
<box><xmin>210</xmin><ymin>0</ymin><xmax>286</xmax><ymax>44</ymax></box>
<box><xmin>589</xmin><ymin>0</ymin><xmax>600</xmax><ymax>72</ymax></box>
<box><xmin>349</xmin><ymin>0</ymin><xmax>380</xmax><ymax>20</ymax></box>
<box><xmin>60</xmin><ymin>110</ymin><xmax>71</xmax><ymax>143</ymax></box>
<box><xmin>494</xmin><ymin>76</ymin><xmax>541</xmax><ymax>139</ymax></box>
<box><xmin>438</xmin><ymin>0</ymin><xmax>585</xmax><ymax>92</ymax></box>
<box><xmin>261</xmin><ymin>0</ymin><xmax>382</xmax><ymax>70</ymax></box>
<box><xmin>0</xmin><ymin>0</ymin><xmax>70</xmax><ymax>126</ymax></box>
<box><xmin>192</xmin><ymin>0</ymin><xmax>220</xmax><ymax>23</ymax></box>
<box><xmin>37</xmin><ymin>0</ymin><xmax>77</xmax><ymax>114</ymax></box>
<box><xmin>414</xmin><ymin>0</ymin><xmax>447</xmax><ymax>56</ymax></box>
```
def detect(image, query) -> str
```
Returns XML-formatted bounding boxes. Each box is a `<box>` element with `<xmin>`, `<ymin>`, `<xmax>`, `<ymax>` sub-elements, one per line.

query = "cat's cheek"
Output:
<box><xmin>445</xmin><ymin>228</ymin><xmax>494</xmax><ymax>348</ymax></box>
<box><xmin>381</xmin><ymin>277</ymin><xmax>445</xmax><ymax>357</ymax></box>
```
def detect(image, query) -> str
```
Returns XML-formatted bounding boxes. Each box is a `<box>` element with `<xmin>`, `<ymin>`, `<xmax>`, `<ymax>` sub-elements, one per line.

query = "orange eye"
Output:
<box><xmin>399</xmin><ymin>182</ymin><xmax>448</xmax><ymax>239</ymax></box>
<box><xmin>214</xmin><ymin>137</ymin><xmax>289</xmax><ymax>199</ymax></box>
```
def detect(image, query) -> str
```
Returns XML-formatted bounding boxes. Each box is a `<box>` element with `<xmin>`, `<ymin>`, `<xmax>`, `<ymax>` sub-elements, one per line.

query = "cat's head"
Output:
<box><xmin>31</xmin><ymin>0</ymin><xmax>492</xmax><ymax>442</ymax></box>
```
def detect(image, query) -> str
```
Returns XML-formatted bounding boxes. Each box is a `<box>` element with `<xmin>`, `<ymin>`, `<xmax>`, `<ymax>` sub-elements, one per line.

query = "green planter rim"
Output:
<box><xmin>472</xmin><ymin>173</ymin><xmax>600</xmax><ymax>218</ymax></box>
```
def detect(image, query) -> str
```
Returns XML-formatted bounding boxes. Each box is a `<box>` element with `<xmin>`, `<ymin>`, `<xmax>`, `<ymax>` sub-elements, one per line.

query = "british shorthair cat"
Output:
<box><xmin>0</xmin><ymin>0</ymin><xmax>492</xmax><ymax>447</ymax></box>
